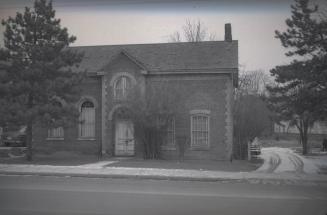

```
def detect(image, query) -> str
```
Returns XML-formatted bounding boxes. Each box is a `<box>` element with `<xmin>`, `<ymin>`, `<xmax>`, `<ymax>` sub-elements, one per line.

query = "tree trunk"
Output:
<box><xmin>302</xmin><ymin>119</ymin><xmax>309</xmax><ymax>155</ymax></box>
<box><xmin>298</xmin><ymin>119</ymin><xmax>309</xmax><ymax>155</ymax></box>
<box><xmin>26</xmin><ymin>94</ymin><xmax>34</xmax><ymax>161</ymax></box>
<box><xmin>238</xmin><ymin>128</ymin><xmax>242</xmax><ymax>159</ymax></box>
<box><xmin>26</xmin><ymin>122</ymin><xmax>33</xmax><ymax>161</ymax></box>
<box><xmin>302</xmin><ymin>133</ymin><xmax>308</xmax><ymax>155</ymax></box>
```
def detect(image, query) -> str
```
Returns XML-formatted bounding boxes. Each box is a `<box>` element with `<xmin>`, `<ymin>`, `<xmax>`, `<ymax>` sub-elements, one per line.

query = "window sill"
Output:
<box><xmin>190</xmin><ymin>145</ymin><xmax>210</xmax><ymax>151</ymax></box>
<box><xmin>113</xmin><ymin>97</ymin><xmax>128</xmax><ymax>101</ymax></box>
<box><xmin>77</xmin><ymin>138</ymin><xmax>96</xmax><ymax>141</ymax></box>
<box><xmin>46</xmin><ymin>137</ymin><xmax>64</xmax><ymax>141</ymax></box>
<box><xmin>161</xmin><ymin>145</ymin><xmax>176</xmax><ymax>151</ymax></box>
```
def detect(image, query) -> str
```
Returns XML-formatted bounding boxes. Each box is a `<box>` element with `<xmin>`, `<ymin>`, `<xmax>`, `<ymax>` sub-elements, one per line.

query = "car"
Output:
<box><xmin>1</xmin><ymin>126</ymin><xmax>27</xmax><ymax>147</ymax></box>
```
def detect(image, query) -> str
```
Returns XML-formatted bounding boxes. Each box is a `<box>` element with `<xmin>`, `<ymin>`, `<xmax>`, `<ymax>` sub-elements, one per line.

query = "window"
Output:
<box><xmin>48</xmin><ymin>127</ymin><xmax>64</xmax><ymax>139</ymax></box>
<box><xmin>165</xmin><ymin>117</ymin><xmax>175</xmax><ymax>146</ymax></box>
<box><xmin>79</xmin><ymin>101</ymin><xmax>95</xmax><ymax>138</ymax></box>
<box><xmin>191</xmin><ymin>114</ymin><xmax>209</xmax><ymax>147</ymax></box>
<box><xmin>48</xmin><ymin>101</ymin><xmax>64</xmax><ymax>139</ymax></box>
<box><xmin>114</xmin><ymin>76</ymin><xmax>131</xmax><ymax>99</ymax></box>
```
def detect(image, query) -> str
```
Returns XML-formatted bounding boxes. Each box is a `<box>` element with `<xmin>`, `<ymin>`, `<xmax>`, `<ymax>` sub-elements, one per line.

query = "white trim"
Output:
<box><xmin>109</xmin><ymin>72</ymin><xmax>137</xmax><ymax>87</ymax></box>
<box><xmin>46</xmin><ymin>137</ymin><xmax>64</xmax><ymax>141</ymax></box>
<box><xmin>76</xmin><ymin>96</ymin><xmax>98</xmax><ymax>109</ymax></box>
<box><xmin>189</xmin><ymin>109</ymin><xmax>211</xmax><ymax>115</ymax></box>
<box><xmin>77</xmin><ymin>138</ymin><xmax>96</xmax><ymax>141</ymax></box>
<box><xmin>151</xmin><ymin>76</ymin><xmax>228</xmax><ymax>82</ymax></box>
<box><xmin>47</xmin><ymin>127</ymin><xmax>64</xmax><ymax>139</ymax></box>
<box><xmin>113</xmin><ymin>75</ymin><xmax>132</xmax><ymax>100</ymax></box>
<box><xmin>161</xmin><ymin>145</ymin><xmax>177</xmax><ymax>151</ymax></box>
<box><xmin>78</xmin><ymin>100</ymin><xmax>96</xmax><ymax>139</ymax></box>
<box><xmin>147</xmin><ymin>68</ymin><xmax>238</xmax><ymax>75</ymax></box>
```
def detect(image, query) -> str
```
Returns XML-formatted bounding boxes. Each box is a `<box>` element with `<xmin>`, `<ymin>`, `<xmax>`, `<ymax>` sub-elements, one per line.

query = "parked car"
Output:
<box><xmin>1</xmin><ymin>126</ymin><xmax>27</xmax><ymax>147</ymax></box>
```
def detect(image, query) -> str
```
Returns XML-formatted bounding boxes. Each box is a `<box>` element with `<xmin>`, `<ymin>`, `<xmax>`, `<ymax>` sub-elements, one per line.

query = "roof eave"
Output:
<box><xmin>146</xmin><ymin>68</ymin><xmax>238</xmax><ymax>75</ymax></box>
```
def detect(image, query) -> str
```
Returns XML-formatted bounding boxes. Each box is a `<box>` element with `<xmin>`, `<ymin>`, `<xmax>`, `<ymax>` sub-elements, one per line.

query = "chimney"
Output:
<box><xmin>225</xmin><ymin>23</ymin><xmax>232</xmax><ymax>42</ymax></box>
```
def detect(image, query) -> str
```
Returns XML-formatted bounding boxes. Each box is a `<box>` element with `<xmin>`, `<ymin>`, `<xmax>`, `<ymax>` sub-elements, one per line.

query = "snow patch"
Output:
<box><xmin>257</xmin><ymin>147</ymin><xmax>324</xmax><ymax>174</ymax></box>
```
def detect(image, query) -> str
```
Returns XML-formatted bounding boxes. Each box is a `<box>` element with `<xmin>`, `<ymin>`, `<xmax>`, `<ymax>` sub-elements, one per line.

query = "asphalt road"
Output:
<box><xmin>0</xmin><ymin>175</ymin><xmax>326</xmax><ymax>215</ymax></box>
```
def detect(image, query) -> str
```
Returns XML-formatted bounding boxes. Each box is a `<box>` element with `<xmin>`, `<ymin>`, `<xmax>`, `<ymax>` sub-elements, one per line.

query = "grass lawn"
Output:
<box><xmin>0</xmin><ymin>151</ymin><xmax>101</xmax><ymax>166</ymax></box>
<box><xmin>0</xmin><ymin>148</ymin><xmax>262</xmax><ymax>172</ymax></box>
<box><xmin>0</xmin><ymin>151</ymin><xmax>262</xmax><ymax>172</ymax></box>
<box><xmin>106</xmin><ymin>158</ymin><xmax>262</xmax><ymax>172</ymax></box>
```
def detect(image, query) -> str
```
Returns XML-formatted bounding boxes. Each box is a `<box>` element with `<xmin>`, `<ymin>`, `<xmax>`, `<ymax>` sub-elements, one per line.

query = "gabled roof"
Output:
<box><xmin>108</xmin><ymin>49</ymin><xmax>148</xmax><ymax>71</ymax></box>
<box><xmin>70</xmin><ymin>40</ymin><xmax>238</xmax><ymax>74</ymax></box>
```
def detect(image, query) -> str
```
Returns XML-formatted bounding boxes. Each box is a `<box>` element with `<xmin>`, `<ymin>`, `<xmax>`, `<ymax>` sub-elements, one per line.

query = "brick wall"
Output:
<box><xmin>146</xmin><ymin>74</ymin><xmax>232</xmax><ymax>160</ymax></box>
<box><xmin>33</xmin><ymin>76</ymin><xmax>102</xmax><ymax>155</ymax></box>
<box><xmin>102</xmin><ymin>53</ymin><xmax>146</xmax><ymax>156</ymax></box>
<box><xmin>33</xmin><ymin>53</ymin><xmax>234</xmax><ymax>160</ymax></box>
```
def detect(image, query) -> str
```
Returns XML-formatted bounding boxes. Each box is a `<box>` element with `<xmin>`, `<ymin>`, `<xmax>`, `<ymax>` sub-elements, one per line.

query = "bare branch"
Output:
<box><xmin>169</xmin><ymin>19</ymin><xmax>215</xmax><ymax>42</ymax></box>
<box><xmin>169</xmin><ymin>31</ymin><xmax>181</xmax><ymax>43</ymax></box>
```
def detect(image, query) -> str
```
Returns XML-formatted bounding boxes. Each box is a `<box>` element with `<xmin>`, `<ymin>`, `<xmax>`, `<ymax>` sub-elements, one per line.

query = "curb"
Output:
<box><xmin>0</xmin><ymin>171</ymin><xmax>242</xmax><ymax>182</ymax></box>
<box><xmin>1</xmin><ymin>170</ymin><xmax>327</xmax><ymax>185</ymax></box>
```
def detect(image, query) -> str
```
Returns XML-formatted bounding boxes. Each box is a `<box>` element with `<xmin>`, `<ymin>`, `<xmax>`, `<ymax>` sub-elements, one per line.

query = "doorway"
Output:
<box><xmin>115</xmin><ymin>120</ymin><xmax>135</xmax><ymax>156</ymax></box>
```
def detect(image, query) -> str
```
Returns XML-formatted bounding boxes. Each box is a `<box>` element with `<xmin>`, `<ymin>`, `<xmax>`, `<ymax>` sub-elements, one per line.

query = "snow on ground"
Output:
<box><xmin>0</xmin><ymin>161</ymin><xmax>118</xmax><ymax>170</ymax></box>
<box><xmin>77</xmin><ymin>161</ymin><xmax>118</xmax><ymax>169</ymax></box>
<box><xmin>256</xmin><ymin>147</ymin><xmax>327</xmax><ymax>174</ymax></box>
<box><xmin>304</xmin><ymin>153</ymin><xmax>327</xmax><ymax>174</ymax></box>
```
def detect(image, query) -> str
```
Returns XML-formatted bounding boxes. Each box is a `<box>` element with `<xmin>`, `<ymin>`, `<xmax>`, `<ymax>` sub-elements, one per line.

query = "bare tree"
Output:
<box><xmin>169</xmin><ymin>19</ymin><xmax>216</xmax><ymax>42</ymax></box>
<box><xmin>169</xmin><ymin>31</ymin><xmax>182</xmax><ymax>43</ymax></box>
<box><xmin>127</xmin><ymin>78</ymin><xmax>185</xmax><ymax>159</ymax></box>
<box><xmin>233</xmin><ymin>69</ymin><xmax>272</xmax><ymax>159</ymax></box>
<box><xmin>237</xmin><ymin>69</ymin><xmax>272</xmax><ymax>96</ymax></box>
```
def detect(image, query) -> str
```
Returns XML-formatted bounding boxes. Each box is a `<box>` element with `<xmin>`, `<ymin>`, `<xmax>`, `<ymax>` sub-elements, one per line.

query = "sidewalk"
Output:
<box><xmin>1</xmin><ymin>147</ymin><xmax>327</xmax><ymax>185</ymax></box>
<box><xmin>0</xmin><ymin>162</ymin><xmax>327</xmax><ymax>185</ymax></box>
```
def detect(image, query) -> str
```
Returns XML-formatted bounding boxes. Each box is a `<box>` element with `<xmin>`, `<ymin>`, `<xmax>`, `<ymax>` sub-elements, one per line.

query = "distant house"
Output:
<box><xmin>274</xmin><ymin>121</ymin><xmax>327</xmax><ymax>135</ymax></box>
<box><xmin>33</xmin><ymin>24</ymin><xmax>238</xmax><ymax>160</ymax></box>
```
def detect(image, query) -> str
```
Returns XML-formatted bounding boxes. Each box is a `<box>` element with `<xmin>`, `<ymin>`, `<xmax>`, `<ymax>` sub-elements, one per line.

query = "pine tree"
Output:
<box><xmin>0</xmin><ymin>0</ymin><xmax>84</xmax><ymax>160</ymax></box>
<box><xmin>267</xmin><ymin>0</ymin><xmax>327</xmax><ymax>154</ymax></box>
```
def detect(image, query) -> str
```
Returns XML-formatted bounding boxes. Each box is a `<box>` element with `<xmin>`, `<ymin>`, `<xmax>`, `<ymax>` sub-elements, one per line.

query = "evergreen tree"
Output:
<box><xmin>0</xmin><ymin>0</ymin><xmax>84</xmax><ymax>160</ymax></box>
<box><xmin>267</xmin><ymin>0</ymin><xmax>327</xmax><ymax>154</ymax></box>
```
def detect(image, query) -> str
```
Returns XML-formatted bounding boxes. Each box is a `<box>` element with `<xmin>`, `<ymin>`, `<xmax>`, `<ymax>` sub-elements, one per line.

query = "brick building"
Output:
<box><xmin>34</xmin><ymin>24</ymin><xmax>238</xmax><ymax>160</ymax></box>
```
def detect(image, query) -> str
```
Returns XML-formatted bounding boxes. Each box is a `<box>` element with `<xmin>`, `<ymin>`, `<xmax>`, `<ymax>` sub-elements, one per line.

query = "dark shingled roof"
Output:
<box><xmin>70</xmin><ymin>40</ymin><xmax>238</xmax><ymax>73</ymax></box>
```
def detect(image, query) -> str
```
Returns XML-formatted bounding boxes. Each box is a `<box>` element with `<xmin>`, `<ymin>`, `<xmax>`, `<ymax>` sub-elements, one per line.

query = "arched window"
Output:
<box><xmin>79</xmin><ymin>101</ymin><xmax>95</xmax><ymax>138</ymax></box>
<box><xmin>114</xmin><ymin>76</ymin><xmax>131</xmax><ymax>99</ymax></box>
<box><xmin>48</xmin><ymin>101</ymin><xmax>64</xmax><ymax>139</ymax></box>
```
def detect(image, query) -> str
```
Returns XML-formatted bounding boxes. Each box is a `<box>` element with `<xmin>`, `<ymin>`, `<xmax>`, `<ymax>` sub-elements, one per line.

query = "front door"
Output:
<box><xmin>115</xmin><ymin>120</ymin><xmax>135</xmax><ymax>156</ymax></box>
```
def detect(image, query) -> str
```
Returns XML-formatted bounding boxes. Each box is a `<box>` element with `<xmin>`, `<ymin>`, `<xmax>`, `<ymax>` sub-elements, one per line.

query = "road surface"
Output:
<box><xmin>0</xmin><ymin>175</ymin><xmax>326</xmax><ymax>215</ymax></box>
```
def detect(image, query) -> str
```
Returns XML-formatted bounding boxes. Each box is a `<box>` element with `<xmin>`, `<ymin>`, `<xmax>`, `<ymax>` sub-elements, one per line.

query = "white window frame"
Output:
<box><xmin>190</xmin><ymin>110</ymin><xmax>210</xmax><ymax>148</ymax></box>
<box><xmin>47</xmin><ymin>127</ymin><xmax>64</xmax><ymax>140</ymax></box>
<box><xmin>114</xmin><ymin>76</ymin><xmax>131</xmax><ymax>100</ymax></box>
<box><xmin>79</xmin><ymin>101</ymin><xmax>96</xmax><ymax>139</ymax></box>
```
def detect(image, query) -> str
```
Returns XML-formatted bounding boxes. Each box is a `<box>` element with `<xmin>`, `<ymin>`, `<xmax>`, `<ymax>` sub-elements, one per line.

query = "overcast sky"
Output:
<box><xmin>0</xmin><ymin>0</ymin><xmax>325</xmax><ymax>72</ymax></box>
